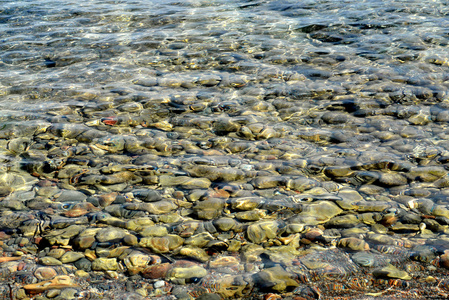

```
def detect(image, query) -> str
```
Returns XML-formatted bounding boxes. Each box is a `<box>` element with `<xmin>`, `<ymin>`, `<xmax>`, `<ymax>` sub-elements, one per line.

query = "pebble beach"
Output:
<box><xmin>2</xmin><ymin>0</ymin><xmax>449</xmax><ymax>299</ymax></box>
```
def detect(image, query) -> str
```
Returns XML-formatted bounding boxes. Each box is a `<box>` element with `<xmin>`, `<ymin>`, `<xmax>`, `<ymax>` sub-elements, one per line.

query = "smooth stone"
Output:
<box><xmin>378</xmin><ymin>172</ymin><xmax>408</xmax><ymax>186</ymax></box>
<box><xmin>48</xmin><ymin>248</ymin><xmax>66</xmax><ymax>259</ymax></box>
<box><xmin>408</xmin><ymin>166</ymin><xmax>446</xmax><ymax>182</ymax></box>
<box><xmin>23</xmin><ymin>275</ymin><xmax>79</xmax><ymax>293</ymax></box>
<box><xmin>126</xmin><ymin>218</ymin><xmax>154</xmax><ymax>231</ymax></box>
<box><xmin>373</xmin><ymin>264</ymin><xmax>411</xmax><ymax>280</ymax></box>
<box><xmin>95</xmin><ymin>227</ymin><xmax>127</xmax><ymax>243</ymax></box>
<box><xmin>141</xmin><ymin>263</ymin><xmax>171</xmax><ymax>279</ymax></box>
<box><xmin>123</xmin><ymin>234</ymin><xmax>139</xmax><ymax>246</ymax></box>
<box><xmin>55</xmin><ymin>190</ymin><xmax>87</xmax><ymax>202</ymax></box>
<box><xmin>133</xmin><ymin>189</ymin><xmax>162</xmax><ymax>202</ymax></box>
<box><xmin>179</xmin><ymin>246</ymin><xmax>210</xmax><ymax>262</ymax></box>
<box><xmin>209</xmin><ymin>256</ymin><xmax>240</xmax><ymax>268</ymax></box>
<box><xmin>352</xmin><ymin>252</ymin><xmax>375</xmax><ymax>267</ymax></box>
<box><xmin>326</xmin><ymin>215</ymin><xmax>361</xmax><ymax>228</ymax></box>
<box><xmin>35</xmin><ymin>267</ymin><xmax>57</xmax><ymax>280</ymax></box>
<box><xmin>46</xmin><ymin>289</ymin><xmax>61</xmax><ymax>298</ymax></box>
<box><xmin>124</xmin><ymin>200</ymin><xmax>177</xmax><ymax>214</ymax></box>
<box><xmin>242</xmin><ymin>244</ymin><xmax>264</xmax><ymax>262</ymax></box>
<box><xmin>292</xmin><ymin>201</ymin><xmax>343</xmax><ymax>225</ymax></box>
<box><xmin>208</xmin><ymin>275</ymin><xmax>248</xmax><ymax>298</ymax></box>
<box><xmin>338</xmin><ymin>238</ymin><xmax>370</xmax><ymax>251</ymax></box>
<box><xmin>159</xmin><ymin>175</ymin><xmax>211</xmax><ymax>189</ymax></box>
<box><xmin>184</xmin><ymin>232</ymin><xmax>215</xmax><ymax>248</ymax></box>
<box><xmin>213</xmin><ymin>218</ymin><xmax>236</xmax><ymax>232</ymax></box>
<box><xmin>366</xmin><ymin>233</ymin><xmax>396</xmax><ymax>245</ymax></box>
<box><xmin>168</xmin><ymin>265</ymin><xmax>207</xmax><ymax>280</ymax></box>
<box><xmin>194</xmin><ymin>198</ymin><xmax>225</xmax><ymax>220</ymax></box>
<box><xmin>230</xmin><ymin>197</ymin><xmax>263</xmax><ymax>211</ymax></box>
<box><xmin>60</xmin><ymin>252</ymin><xmax>85</xmax><ymax>263</ymax></box>
<box><xmin>140</xmin><ymin>225</ymin><xmax>168</xmax><ymax>237</ymax></box>
<box><xmin>124</xmin><ymin>251</ymin><xmax>152</xmax><ymax>275</ymax></box>
<box><xmin>44</xmin><ymin>225</ymin><xmax>85</xmax><ymax>246</ymax></box>
<box><xmin>197</xmin><ymin>293</ymin><xmax>222</xmax><ymax>300</ymax></box>
<box><xmin>235</xmin><ymin>209</ymin><xmax>266</xmax><ymax>221</ymax></box>
<box><xmin>139</xmin><ymin>235</ymin><xmax>184</xmax><ymax>253</ymax></box>
<box><xmin>247</xmin><ymin>221</ymin><xmax>279</xmax><ymax>244</ymax></box>
<box><xmin>39</xmin><ymin>257</ymin><xmax>63</xmax><ymax>266</ymax></box>
<box><xmin>58</xmin><ymin>288</ymin><xmax>79</xmax><ymax>299</ymax></box>
<box><xmin>253</xmin><ymin>265</ymin><xmax>299</xmax><ymax>292</ymax></box>
<box><xmin>74</xmin><ymin>258</ymin><xmax>92</xmax><ymax>272</ymax></box>
<box><xmin>73</xmin><ymin>235</ymin><xmax>96</xmax><ymax>249</ymax></box>
<box><xmin>92</xmin><ymin>258</ymin><xmax>118</xmax><ymax>271</ymax></box>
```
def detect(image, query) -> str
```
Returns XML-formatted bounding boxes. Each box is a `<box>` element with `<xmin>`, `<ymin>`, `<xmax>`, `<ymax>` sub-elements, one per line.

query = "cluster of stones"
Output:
<box><xmin>2</xmin><ymin>1</ymin><xmax>449</xmax><ymax>299</ymax></box>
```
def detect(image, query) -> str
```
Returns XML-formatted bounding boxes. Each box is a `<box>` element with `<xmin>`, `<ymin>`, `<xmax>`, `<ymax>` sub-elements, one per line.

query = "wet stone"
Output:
<box><xmin>247</xmin><ymin>221</ymin><xmax>279</xmax><ymax>244</ymax></box>
<box><xmin>168</xmin><ymin>263</ymin><xmax>208</xmax><ymax>282</ymax></box>
<box><xmin>60</xmin><ymin>252</ymin><xmax>84</xmax><ymax>264</ymax></box>
<box><xmin>35</xmin><ymin>267</ymin><xmax>57</xmax><ymax>280</ymax></box>
<box><xmin>290</xmin><ymin>201</ymin><xmax>343</xmax><ymax>225</ymax></box>
<box><xmin>373</xmin><ymin>264</ymin><xmax>411</xmax><ymax>280</ymax></box>
<box><xmin>95</xmin><ymin>227</ymin><xmax>127</xmax><ymax>243</ymax></box>
<box><xmin>55</xmin><ymin>190</ymin><xmax>87</xmax><ymax>202</ymax></box>
<box><xmin>92</xmin><ymin>258</ymin><xmax>118</xmax><ymax>271</ymax></box>
<box><xmin>39</xmin><ymin>257</ymin><xmax>63</xmax><ymax>266</ymax></box>
<box><xmin>139</xmin><ymin>235</ymin><xmax>184</xmax><ymax>253</ymax></box>
<box><xmin>253</xmin><ymin>265</ymin><xmax>299</xmax><ymax>292</ymax></box>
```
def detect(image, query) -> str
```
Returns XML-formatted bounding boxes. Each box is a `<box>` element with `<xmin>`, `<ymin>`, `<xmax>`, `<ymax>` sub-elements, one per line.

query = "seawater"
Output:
<box><xmin>2</xmin><ymin>0</ymin><xmax>449</xmax><ymax>299</ymax></box>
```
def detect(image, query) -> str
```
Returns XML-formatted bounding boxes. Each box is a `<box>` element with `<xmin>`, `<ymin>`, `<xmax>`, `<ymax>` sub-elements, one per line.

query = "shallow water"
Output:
<box><xmin>2</xmin><ymin>0</ymin><xmax>449</xmax><ymax>299</ymax></box>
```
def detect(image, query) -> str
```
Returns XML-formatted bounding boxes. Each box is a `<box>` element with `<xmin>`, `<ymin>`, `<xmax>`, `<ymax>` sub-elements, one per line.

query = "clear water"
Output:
<box><xmin>2</xmin><ymin>0</ymin><xmax>449</xmax><ymax>298</ymax></box>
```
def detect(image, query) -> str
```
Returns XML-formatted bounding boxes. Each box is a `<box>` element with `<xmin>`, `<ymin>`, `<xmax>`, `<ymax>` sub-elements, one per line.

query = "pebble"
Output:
<box><xmin>254</xmin><ymin>265</ymin><xmax>299</xmax><ymax>292</ymax></box>
<box><xmin>373</xmin><ymin>264</ymin><xmax>412</xmax><ymax>280</ymax></box>
<box><xmin>92</xmin><ymin>258</ymin><xmax>118</xmax><ymax>271</ymax></box>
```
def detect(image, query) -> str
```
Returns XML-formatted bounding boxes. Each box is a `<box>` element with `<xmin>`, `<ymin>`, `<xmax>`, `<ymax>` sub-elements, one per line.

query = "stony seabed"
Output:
<box><xmin>3</xmin><ymin>0</ymin><xmax>449</xmax><ymax>299</ymax></box>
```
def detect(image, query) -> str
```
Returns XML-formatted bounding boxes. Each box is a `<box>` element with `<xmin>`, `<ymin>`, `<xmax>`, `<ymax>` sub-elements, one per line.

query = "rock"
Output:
<box><xmin>60</xmin><ymin>251</ymin><xmax>85</xmax><ymax>263</ymax></box>
<box><xmin>55</xmin><ymin>190</ymin><xmax>87</xmax><ymax>202</ymax></box>
<box><xmin>34</xmin><ymin>267</ymin><xmax>57</xmax><ymax>280</ymax></box>
<box><xmin>204</xmin><ymin>274</ymin><xmax>249</xmax><ymax>298</ymax></box>
<box><xmin>124</xmin><ymin>200</ymin><xmax>177</xmax><ymax>214</ymax></box>
<box><xmin>44</xmin><ymin>225</ymin><xmax>85</xmax><ymax>246</ymax></box>
<box><xmin>439</xmin><ymin>250</ymin><xmax>449</xmax><ymax>269</ymax></box>
<box><xmin>23</xmin><ymin>275</ymin><xmax>79</xmax><ymax>293</ymax></box>
<box><xmin>74</xmin><ymin>258</ymin><xmax>92</xmax><ymax>272</ymax></box>
<box><xmin>142</xmin><ymin>263</ymin><xmax>171</xmax><ymax>279</ymax></box>
<box><xmin>197</xmin><ymin>293</ymin><xmax>222</xmax><ymax>300</ymax></box>
<box><xmin>230</xmin><ymin>197</ymin><xmax>263</xmax><ymax>210</ymax></box>
<box><xmin>352</xmin><ymin>252</ymin><xmax>375</xmax><ymax>267</ymax></box>
<box><xmin>48</xmin><ymin>248</ymin><xmax>66</xmax><ymax>259</ymax></box>
<box><xmin>213</xmin><ymin>218</ymin><xmax>236</xmax><ymax>231</ymax></box>
<box><xmin>184</xmin><ymin>232</ymin><xmax>215</xmax><ymax>248</ymax></box>
<box><xmin>39</xmin><ymin>257</ymin><xmax>63</xmax><ymax>266</ymax></box>
<box><xmin>373</xmin><ymin>264</ymin><xmax>411</xmax><ymax>280</ymax></box>
<box><xmin>179</xmin><ymin>246</ymin><xmax>210</xmax><ymax>262</ymax></box>
<box><xmin>96</xmin><ymin>227</ymin><xmax>127</xmax><ymax>243</ymax></box>
<box><xmin>291</xmin><ymin>201</ymin><xmax>343</xmax><ymax>225</ymax></box>
<box><xmin>247</xmin><ymin>221</ymin><xmax>279</xmax><ymax>244</ymax></box>
<box><xmin>253</xmin><ymin>265</ymin><xmax>299</xmax><ymax>292</ymax></box>
<box><xmin>92</xmin><ymin>258</ymin><xmax>118</xmax><ymax>271</ymax></box>
<box><xmin>209</xmin><ymin>256</ymin><xmax>240</xmax><ymax>268</ymax></box>
<box><xmin>378</xmin><ymin>172</ymin><xmax>408</xmax><ymax>186</ymax></box>
<box><xmin>123</xmin><ymin>234</ymin><xmax>139</xmax><ymax>246</ymax></box>
<box><xmin>123</xmin><ymin>251</ymin><xmax>152</xmax><ymax>275</ymax></box>
<box><xmin>133</xmin><ymin>189</ymin><xmax>162</xmax><ymax>202</ymax></box>
<box><xmin>140</xmin><ymin>225</ymin><xmax>168</xmax><ymax>237</ymax></box>
<box><xmin>168</xmin><ymin>263</ymin><xmax>207</xmax><ymax>282</ymax></box>
<box><xmin>139</xmin><ymin>235</ymin><xmax>184</xmax><ymax>253</ymax></box>
<box><xmin>159</xmin><ymin>175</ymin><xmax>211</xmax><ymax>189</ymax></box>
<box><xmin>194</xmin><ymin>198</ymin><xmax>225</xmax><ymax>220</ymax></box>
<box><xmin>338</xmin><ymin>237</ymin><xmax>370</xmax><ymax>251</ymax></box>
